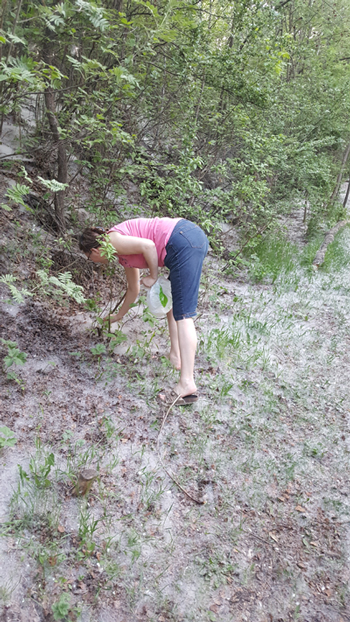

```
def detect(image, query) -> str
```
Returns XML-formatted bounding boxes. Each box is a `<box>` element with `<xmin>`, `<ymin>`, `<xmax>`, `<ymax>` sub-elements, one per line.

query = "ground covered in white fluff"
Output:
<box><xmin>1</xmin><ymin>196</ymin><xmax>350</xmax><ymax>622</ymax></box>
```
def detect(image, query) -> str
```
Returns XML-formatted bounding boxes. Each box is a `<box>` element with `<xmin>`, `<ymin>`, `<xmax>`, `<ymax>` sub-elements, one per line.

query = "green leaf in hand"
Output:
<box><xmin>159</xmin><ymin>285</ymin><xmax>168</xmax><ymax>308</ymax></box>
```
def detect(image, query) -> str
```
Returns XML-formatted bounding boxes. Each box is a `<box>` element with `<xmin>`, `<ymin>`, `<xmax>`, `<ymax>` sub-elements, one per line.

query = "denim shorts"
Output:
<box><xmin>164</xmin><ymin>219</ymin><xmax>209</xmax><ymax>321</ymax></box>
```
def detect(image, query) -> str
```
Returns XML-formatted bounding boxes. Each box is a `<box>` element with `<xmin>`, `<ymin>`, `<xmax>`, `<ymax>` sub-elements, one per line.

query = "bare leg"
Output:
<box><xmin>175</xmin><ymin>318</ymin><xmax>197</xmax><ymax>397</ymax></box>
<box><xmin>166</xmin><ymin>309</ymin><xmax>181</xmax><ymax>370</ymax></box>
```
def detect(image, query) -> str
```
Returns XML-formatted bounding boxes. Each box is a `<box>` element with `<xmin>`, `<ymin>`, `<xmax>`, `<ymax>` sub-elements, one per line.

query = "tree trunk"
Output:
<box><xmin>6</xmin><ymin>0</ymin><xmax>22</xmax><ymax>63</ymax></box>
<box><xmin>194</xmin><ymin>0</ymin><xmax>212</xmax><ymax>125</ymax></box>
<box><xmin>0</xmin><ymin>0</ymin><xmax>22</xmax><ymax>136</ymax></box>
<box><xmin>312</xmin><ymin>220</ymin><xmax>350</xmax><ymax>268</ymax></box>
<box><xmin>0</xmin><ymin>0</ymin><xmax>8</xmax><ymax>63</ymax></box>
<box><xmin>343</xmin><ymin>178</ymin><xmax>350</xmax><ymax>209</ymax></box>
<box><xmin>44</xmin><ymin>87</ymin><xmax>67</xmax><ymax>233</ymax></box>
<box><xmin>328</xmin><ymin>141</ymin><xmax>350</xmax><ymax>206</ymax></box>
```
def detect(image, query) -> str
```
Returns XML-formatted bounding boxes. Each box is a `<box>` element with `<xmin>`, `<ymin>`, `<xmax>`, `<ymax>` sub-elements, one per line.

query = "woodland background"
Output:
<box><xmin>1</xmin><ymin>2</ymin><xmax>350</xmax><ymax>622</ymax></box>
<box><xmin>1</xmin><ymin>0</ymin><xmax>350</xmax><ymax>245</ymax></box>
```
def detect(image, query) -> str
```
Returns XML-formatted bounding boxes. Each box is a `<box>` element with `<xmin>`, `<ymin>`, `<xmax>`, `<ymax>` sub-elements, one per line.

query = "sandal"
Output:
<box><xmin>174</xmin><ymin>393</ymin><xmax>199</xmax><ymax>406</ymax></box>
<box><xmin>158</xmin><ymin>390</ymin><xmax>199</xmax><ymax>406</ymax></box>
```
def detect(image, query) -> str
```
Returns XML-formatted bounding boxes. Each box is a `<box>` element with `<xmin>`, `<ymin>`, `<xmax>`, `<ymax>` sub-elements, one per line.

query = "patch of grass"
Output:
<box><xmin>300</xmin><ymin>233</ymin><xmax>323</xmax><ymax>266</ymax></box>
<box><xmin>247</xmin><ymin>234</ymin><xmax>298</xmax><ymax>283</ymax></box>
<box><xmin>321</xmin><ymin>225</ymin><xmax>350</xmax><ymax>272</ymax></box>
<box><xmin>0</xmin><ymin>577</ymin><xmax>19</xmax><ymax>606</ymax></box>
<box><xmin>245</xmin><ymin>230</ymin><xmax>327</xmax><ymax>286</ymax></box>
<box><xmin>325</xmin><ymin>199</ymin><xmax>348</xmax><ymax>227</ymax></box>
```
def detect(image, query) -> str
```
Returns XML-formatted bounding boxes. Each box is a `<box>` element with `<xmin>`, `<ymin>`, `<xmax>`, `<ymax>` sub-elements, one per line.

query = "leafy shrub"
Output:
<box><xmin>0</xmin><ymin>426</ymin><xmax>17</xmax><ymax>449</ymax></box>
<box><xmin>0</xmin><ymin>339</ymin><xmax>27</xmax><ymax>368</ymax></box>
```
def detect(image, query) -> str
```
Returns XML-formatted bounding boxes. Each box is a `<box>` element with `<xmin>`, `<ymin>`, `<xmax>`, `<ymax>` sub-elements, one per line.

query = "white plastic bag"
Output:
<box><xmin>146</xmin><ymin>276</ymin><xmax>172</xmax><ymax>318</ymax></box>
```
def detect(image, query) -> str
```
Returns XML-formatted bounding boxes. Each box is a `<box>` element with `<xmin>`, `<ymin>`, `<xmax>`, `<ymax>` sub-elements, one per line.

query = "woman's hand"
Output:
<box><xmin>104</xmin><ymin>314</ymin><xmax>123</xmax><ymax>324</ymax></box>
<box><xmin>142</xmin><ymin>275</ymin><xmax>157</xmax><ymax>288</ymax></box>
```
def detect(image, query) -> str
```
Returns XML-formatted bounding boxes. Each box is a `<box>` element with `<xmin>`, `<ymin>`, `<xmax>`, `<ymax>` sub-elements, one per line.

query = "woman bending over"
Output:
<box><xmin>79</xmin><ymin>217</ymin><xmax>209</xmax><ymax>405</ymax></box>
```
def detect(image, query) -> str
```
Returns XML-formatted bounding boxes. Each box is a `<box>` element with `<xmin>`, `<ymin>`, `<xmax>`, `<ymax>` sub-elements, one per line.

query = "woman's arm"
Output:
<box><xmin>110</xmin><ymin>267</ymin><xmax>140</xmax><ymax>322</ymax></box>
<box><xmin>108</xmin><ymin>232</ymin><xmax>158</xmax><ymax>285</ymax></box>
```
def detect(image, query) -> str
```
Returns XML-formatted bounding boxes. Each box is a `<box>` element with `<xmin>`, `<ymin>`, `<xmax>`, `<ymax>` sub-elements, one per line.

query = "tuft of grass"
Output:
<box><xmin>300</xmin><ymin>233</ymin><xmax>323</xmax><ymax>266</ymax></box>
<box><xmin>0</xmin><ymin>577</ymin><xmax>19</xmax><ymax>606</ymax></box>
<box><xmin>247</xmin><ymin>234</ymin><xmax>297</xmax><ymax>283</ymax></box>
<box><xmin>321</xmin><ymin>225</ymin><xmax>350</xmax><ymax>272</ymax></box>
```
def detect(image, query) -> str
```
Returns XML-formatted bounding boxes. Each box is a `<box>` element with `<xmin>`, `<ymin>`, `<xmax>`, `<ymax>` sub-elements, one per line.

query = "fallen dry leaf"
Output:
<box><xmin>212</xmin><ymin>597</ymin><xmax>222</xmax><ymax>606</ymax></box>
<box><xmin>269</xmin><ymin>532</ymin><xmax>279</xmax><ymax>543</ymax></box>
<box><xmin>295</xmin><ymin>505</ymin><xmax>307</xmax><ymax>513</ymax></box>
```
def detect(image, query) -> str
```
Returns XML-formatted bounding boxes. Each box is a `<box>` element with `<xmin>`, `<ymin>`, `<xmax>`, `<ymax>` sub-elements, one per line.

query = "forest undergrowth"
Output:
<box><xmin>1</xmin><ymin>193</ymin><xmax>350</xmax><ymax>622</ymax></box>
<box><xmin>1</xmin><ymin>0</ymin><xmax>350</xmax><ymax>618</ymax></box>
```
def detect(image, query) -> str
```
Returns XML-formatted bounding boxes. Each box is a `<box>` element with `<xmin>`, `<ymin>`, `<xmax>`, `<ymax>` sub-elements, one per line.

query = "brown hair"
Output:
<box><xmin>79</xmin><ymin>227</ymin><xmax>107</xmax><ymax>253</ymax></box>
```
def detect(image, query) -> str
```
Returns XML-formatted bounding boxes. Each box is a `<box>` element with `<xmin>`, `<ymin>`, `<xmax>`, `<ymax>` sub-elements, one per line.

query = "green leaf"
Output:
<box><xmin>159</xmin><ymin>285</ymin><xmax>168</xmax><ymax>308</ymax></box>
<box><xmin>109</xmin><ymin>331</ymin><xmax>127</xmax><ymax>346</ymax></box>
<box><xmin>37</xmin><ymin>177</ymin><xmax>68</xmax><ymax>192</ymax></box>
<box><xmin>0</xmin><ymin>426</ymin><xmax>17</xmax><ymax>448</ymax></box>
<box><xmin>5</xmin><ymin>183</ymin><xmax>31</xmax><ymax>208</ymax></box>
<box><xmin>90</xmin><ymin>343</ymin><xmax>107</xmax><ymax>356</ymax></box>
<box><xmin>4</xmin><ymin>350</ymin><xmax>27</xmax><ymax>367</ymax></box>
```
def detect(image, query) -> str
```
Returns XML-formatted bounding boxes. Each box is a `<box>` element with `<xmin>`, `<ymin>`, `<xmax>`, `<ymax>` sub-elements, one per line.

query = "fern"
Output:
<box><xmin>0</xmin><ymin>271</ymin><xmax>84</xmax><ymax>305</ymax></box>
<box><xmin>0</xmin><ymin>57</ymin><xmax>38</xmax><ymax>85</ymax></box>
<box><xmin>56</xmin><ymin>3</ymin><xmax>68</xmax><ymax>17</ymax></box>
<box><xmin>19</xmin><ymin>166</ymin><xmax>33</xmax><ymax>185</ymax></box>
<box><xmin>75</xmin><ymin>0</ymin><xmax>109</xmax><ymax>31</ymax></box>
<box><xmin>37</xmin><ymin>177</ymin><xmax>68</xmax><ymax>192</ymax></box>
<box><xmin>36</xmin><ymin>270</ymin><xmax>86</xmax><ymax>304</ymax></box>
<box><xmin>43</xmin><ymin>12</ymin><xmax>65</xmax><ymax>31</ymax></box>
<box><xmin>0</xmin><ymin>275</ymin><xmax>32</xmax><ymax>304</ymax></box>
<box><xmin>66</xmin><ymin>55</ymin><xmax>84</xmax><ymax>74</ymax></box>
<box><xmin>5</xmin><ymin>183</ymin><xmax>31</xmax><ymax>209</ymax></box>
<box><xmin>6</xmin><ymin>33</ymin><xmax>27</xmax><ymax>46</ymax></box>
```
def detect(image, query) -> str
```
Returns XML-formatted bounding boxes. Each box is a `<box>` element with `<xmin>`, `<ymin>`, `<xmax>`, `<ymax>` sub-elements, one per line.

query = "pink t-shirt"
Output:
<box><xmin>108</xmin><ymin>217</ymin><xmax>181</xmax><ymax>269</ymax></box>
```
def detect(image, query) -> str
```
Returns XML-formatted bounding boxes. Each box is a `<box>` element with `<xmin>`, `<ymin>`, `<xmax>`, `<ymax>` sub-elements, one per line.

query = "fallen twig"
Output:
<box><xmin>157</xmin><ymin>395</ymin><xmax>204</xmax><ymax>505</ymax></box>
<box><xmin>312</xmin><ymin>220</ymin><xmax>350</xmax><ymax>268</ymax></box>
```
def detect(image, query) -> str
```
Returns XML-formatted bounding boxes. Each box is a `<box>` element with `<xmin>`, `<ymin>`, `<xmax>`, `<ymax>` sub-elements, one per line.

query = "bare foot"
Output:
<box><xmin>167</xmin><ymin>351</ymin><xmax>181</xmax><ymax>370</ymax></box>
<box><xmin>175</xmin><ymin>381</ymin><xmax>197</xmax><ymax>398</ymax></box>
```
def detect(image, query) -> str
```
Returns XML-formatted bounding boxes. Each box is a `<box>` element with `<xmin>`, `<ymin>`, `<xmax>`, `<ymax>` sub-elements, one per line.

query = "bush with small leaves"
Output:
<box><xmin>0</xmin><ymin>426</ymin><xmax>17</xmax><ymax>449</ymax></box>
<box><xmin>51</xmin><ymin>592</ymin><xmax>71</xmax><ymax>621</ymax></box>
<box><xmin>0</xmin><ymin>339</ymin><xmax>27</xmax><ymax>369</ymax></box>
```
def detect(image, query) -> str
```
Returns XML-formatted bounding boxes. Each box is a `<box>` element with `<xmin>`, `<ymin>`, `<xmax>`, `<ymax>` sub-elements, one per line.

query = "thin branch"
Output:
<box><xmin>222</xmin><ymin>224</ymin><xmax>268</xmax><ymax>271</ymax></box>
<box><xmin>274</xmin><ymin>0</ymin><xmax>293</xmax><ymax>9</ymax></box>
<box><xmin>157</xmin><ymin>395</ymin><xmax>204</xmax><ymax>506</ymax></box>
